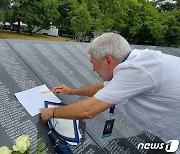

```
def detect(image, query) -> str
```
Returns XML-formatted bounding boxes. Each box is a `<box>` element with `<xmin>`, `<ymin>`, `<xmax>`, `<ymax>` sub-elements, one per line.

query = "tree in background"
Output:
<box><xmin>95</xmin><ymin>0</ymin><xmax>167</xmax><ymax>46</ymax></box>
<box><xmin>149</xmin><ymin>0</ymin><xmax>180</xmax><ymax>47</ymax></box>
<box><xmin>4</xmin><ymin>0</ymin><xmax>60</xmax><ymax>35</ymax></box>
<box><xmin>55</xmin><ymin>0</ymin><xmax>73</xmax><ymax>36</ymax></box>
<box><xmin>150</xmin><ymin>0</ymin><xmax>179</xmax><ymax>11</ymax></box>
<box><xmin>135</xmin><ymin>1</ymin><xmax>166</xmax><ymax>45</ymax></box>
<box><xmin>0</xmin><ymin>0</ymin><xmax>10</xmax><ymax>8</ymax></box>
<box><xmin>70</xmin><ymin>1</ymin><xmax>92</xmax><ymax>41</ymax></box>
<box><xmin>68</xmin><ymin>0</ymin><xmax>105</xmax><ymax>40</ymax></box>
<box><xmin>115</xmin><ymin>0</ymin><xmax>144</xmax><ymax>43</ymax></box>
<box><xmin>83</xmin><ymin>0</ymin><xmax>104</xmax><ymax>37</ymax></box>
<box><xmin>1</xmin><ymin>0</ymin><xmax>179</xmax><ymax>47</ymax></box>
<box><xmin>97</xmin><ymin>0</ymin><xmax>121</xmax><ymax>32</ymax></box>
<box><xmin>0</xmin><ymin>0</ymin><xmax>10</xmax><ymax>22</ymax></box>
<box><xmin>162</xmin><ymin>9</ymin><xmax>180</xmax><ymax>47</ymax></box>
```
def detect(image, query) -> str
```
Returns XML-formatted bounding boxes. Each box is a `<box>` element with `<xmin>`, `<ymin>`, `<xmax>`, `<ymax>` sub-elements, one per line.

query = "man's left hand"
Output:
<box><xmin>39</xmin><ymin>108</ymin><xmax>54</xmax><ymax>123</ymax></box>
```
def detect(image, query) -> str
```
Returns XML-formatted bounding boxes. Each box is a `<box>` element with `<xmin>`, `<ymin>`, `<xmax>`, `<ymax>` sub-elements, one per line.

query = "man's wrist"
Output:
<box><xmin>52</xmin><ymin>107</ymin><xmax>57</xmax><ymax>118</ymax></box>
<box><xmin>70</xmin><ymin>88</ymin><xmax>76</xmax><ymax>95</ymax></box>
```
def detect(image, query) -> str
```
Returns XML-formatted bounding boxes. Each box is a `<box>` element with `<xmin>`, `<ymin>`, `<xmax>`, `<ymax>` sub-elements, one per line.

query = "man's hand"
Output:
<box><xmin>52</xmin><ymin>84</ymin><xmax>74</xmax><ymax>95</ymax></box>
<box><xmin>39</xmin><ymin>97</ymin><xmax>114</xmax><ymax>121</ymax></box>
<box><xmin>39</xmin><ymin>108</ymin><xmax>54</xmax><ymax>123</ymax></box>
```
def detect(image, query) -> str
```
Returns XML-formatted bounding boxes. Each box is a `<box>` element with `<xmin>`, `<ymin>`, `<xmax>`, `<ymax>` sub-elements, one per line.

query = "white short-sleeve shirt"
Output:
<box><xmin>95</xmin><ymin>49</ymin><xmax>180</xmax><ymax>142</ymax></box>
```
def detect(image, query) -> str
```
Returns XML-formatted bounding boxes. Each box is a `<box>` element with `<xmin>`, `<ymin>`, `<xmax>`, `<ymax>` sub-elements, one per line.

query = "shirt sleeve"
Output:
<box><xmin>94</xmin><ymin>64</ymin><xmax>155</xmax><ymax>104</ymax></box>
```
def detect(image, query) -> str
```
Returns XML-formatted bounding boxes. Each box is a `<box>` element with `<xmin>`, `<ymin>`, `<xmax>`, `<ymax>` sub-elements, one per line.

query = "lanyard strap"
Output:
<box><xmin>122</xmin><ymin>56</ymin><xmax>128</xmax><ymax>62</ymax></box>
<box><xmin>108</xmin><ymin>55</ymin><xmax>128</xmax><ymax>116</ymax></box>
<box><xmin>109</xmin><ymin>106</ymin><xmax>115</xmax><ymax>115</ymax></box>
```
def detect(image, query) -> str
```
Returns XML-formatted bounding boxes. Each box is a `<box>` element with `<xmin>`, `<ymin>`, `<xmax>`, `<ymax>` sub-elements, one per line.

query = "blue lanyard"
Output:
<box><xmin>109</xmin><ymin>106</ymin><xmax>115</xmax><ymax>115</ymax></box>
<box><xmin>122</xmin><ymin>56</ymin><xmax>128</xmax><ymax>62</ymax></box>
<box><xmin>109</xmin><ymin>56</ymin><xmax>128</xmax><ymax>116</ymax></box>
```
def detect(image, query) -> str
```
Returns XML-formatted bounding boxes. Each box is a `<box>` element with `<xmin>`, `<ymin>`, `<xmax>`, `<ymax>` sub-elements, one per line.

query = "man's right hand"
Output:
<box><xmin>52</xmin><ymin>83</ymin><xmax>103</xmax><ymax>97</ymax></box>
<box><xmin>52</xmin><ymin>84</ymin><xmax>74</xmax><ymax>95</ymax></box>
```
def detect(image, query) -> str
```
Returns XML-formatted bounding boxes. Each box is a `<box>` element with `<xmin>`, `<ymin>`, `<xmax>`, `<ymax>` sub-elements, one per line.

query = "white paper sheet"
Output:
<box><xmin>15</xmin><ymin>84</ymin><xmax>61</xmax><ymax>116</ymax></box>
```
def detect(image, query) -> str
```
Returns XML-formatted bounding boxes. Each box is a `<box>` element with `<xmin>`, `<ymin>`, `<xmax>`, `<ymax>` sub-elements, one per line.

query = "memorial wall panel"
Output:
<box><xmin>0</xmin><ymin>39</ymin><xmax>104</xmax><ymax>154</ymax></box>
<box><xmin>0</xmin><ymin>39</ymin><xmax>47</xmax><ymax>153</ymax></box>
<box><xmin>1</xmin><ymin>39</ymin><xmax>179</xmax><ymax>153</ymax></box>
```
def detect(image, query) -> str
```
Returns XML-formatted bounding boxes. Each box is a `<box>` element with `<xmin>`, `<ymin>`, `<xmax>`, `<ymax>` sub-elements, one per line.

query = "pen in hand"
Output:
<box><xmin>41</xmin><ymin>87</ymin><xmax>63</xmax><ymax>94</ymax></box>
<box><xmin>41</xmin><ymin>90</ymin><xmax>53</xmax><ymax>93</ymax></box>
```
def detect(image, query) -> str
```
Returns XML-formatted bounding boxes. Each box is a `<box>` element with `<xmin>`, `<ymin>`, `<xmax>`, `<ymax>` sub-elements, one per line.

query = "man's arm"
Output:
<box><xmin>39</xmin><ymin>96</ymin><xmax>114</xmax><ymax>122</ymax></box>
<box><xmin>52</xmin><ymin>83</ymin><xmax>104</xmax><ymax>97</ymax></box>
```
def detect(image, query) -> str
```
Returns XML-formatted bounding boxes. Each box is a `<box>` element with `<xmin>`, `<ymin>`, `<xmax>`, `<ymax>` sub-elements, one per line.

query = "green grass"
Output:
<box><xmin>0</xmin><ymin>29</ymin><xmax>74</xmax><ymax>42</ymax></box>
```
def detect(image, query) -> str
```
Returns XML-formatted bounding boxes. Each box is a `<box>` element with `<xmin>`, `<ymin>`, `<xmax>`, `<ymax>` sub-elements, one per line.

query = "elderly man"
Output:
<box><xmin>40</xmin><ymin>33</ymin><xmax>180</xmax><ymax>151</ymax></box>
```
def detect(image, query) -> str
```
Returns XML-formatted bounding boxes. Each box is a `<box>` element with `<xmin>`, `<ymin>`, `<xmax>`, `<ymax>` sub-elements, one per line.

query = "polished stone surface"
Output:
<box><xmin>0</xmin><ymin>39</ymin><xmax>179</xmax><ymax>153</ymax></box>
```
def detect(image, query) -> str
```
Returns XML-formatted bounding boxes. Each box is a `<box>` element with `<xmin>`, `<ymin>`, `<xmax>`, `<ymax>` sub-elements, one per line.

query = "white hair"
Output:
<box><xmin>87</xmin><ymin>33</ymin><xmax>132</xmax><ymax>60</ymax></box>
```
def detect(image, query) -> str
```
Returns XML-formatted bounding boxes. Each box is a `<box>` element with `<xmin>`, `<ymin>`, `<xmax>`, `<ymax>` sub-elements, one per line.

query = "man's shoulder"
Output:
<box><xmin>131</xmin><ymin>48</ymin><xmax>163</xmax><ymax>55</ymax></box>
<box><xmin>127</xmin><ymin>48</ymin><xmax>164</xmax><ymax>63</ymax></box>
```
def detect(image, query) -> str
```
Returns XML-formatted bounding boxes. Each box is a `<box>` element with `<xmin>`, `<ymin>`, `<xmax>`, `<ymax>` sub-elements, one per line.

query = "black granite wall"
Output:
<box><xmin>0</xmin><ymin>39</ymin><xmax>179</xmax><ymax>154</ymax></box>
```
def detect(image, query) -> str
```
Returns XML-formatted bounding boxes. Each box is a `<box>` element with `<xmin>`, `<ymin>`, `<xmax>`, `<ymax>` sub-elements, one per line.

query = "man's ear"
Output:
<box><xmin>105</xmin><ymin>55</ymin><xmax>113</xmax><ymax>65</ymax></box>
